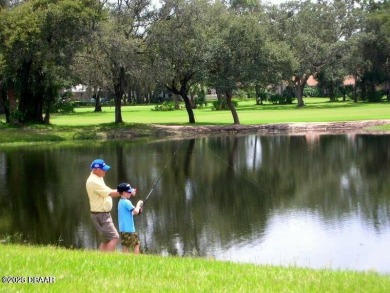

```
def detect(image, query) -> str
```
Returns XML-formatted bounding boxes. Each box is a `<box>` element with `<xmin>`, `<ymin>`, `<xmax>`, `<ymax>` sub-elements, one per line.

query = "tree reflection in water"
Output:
<box><xmin>1</xmin><ymin>134</ymin><xmax>390</xmax><ymax>272</ymax></box>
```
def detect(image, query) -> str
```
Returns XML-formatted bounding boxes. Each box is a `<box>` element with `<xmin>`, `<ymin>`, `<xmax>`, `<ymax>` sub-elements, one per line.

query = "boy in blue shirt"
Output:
<box><xmin>117</xmin><ymin>183</ymin><xmax>144</xmax><ymax>254</ymax></box>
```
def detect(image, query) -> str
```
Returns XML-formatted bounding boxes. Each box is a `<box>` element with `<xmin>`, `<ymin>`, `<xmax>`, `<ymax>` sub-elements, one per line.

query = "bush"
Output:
<box><xmin>211</xmin><ymin>99</ymin><xmax>238</xmax><ymax>110</ymax></box>
<box><xmin>9</xmin><ymin>110</ymin><xmax>25</xmax><ymax>124</ymax></box>
<box><xmin>152</xmin><ymin>101</ymin><xmax>177</xmax><ymax>111</ymax></box>
<box><xmin>367</xmin><ymin>91</ymin><xmax>385</xmax><ymax>102</ymax></box>
<box><xmin>73</xmin><ymin>101</ymin><xmax>89</xmax><ymax>107</ymax></box>
<box><xmin>268</xmin><ymin>93</ymin><xmax>294</xmax><ymax>105</ymax></box>
<box><xmin>51</xmin><ymin>99</ymin><xmax>75</xmax><ymax>113</ymax></box>
<box><xmin>195</xmin><ymin>96</ymin><xmax>207</xmax><ymax>107</ymax></box>
<box><xmin>256</xmin><ymin>90</ymin><xmax>268</xmax><ymax>105</ymax></box>
<box><xmin>233</xmin><ymin>89</ymin><xmax>248</xmax><ymax>99</ymax></box>
<box><xmin>303</xmin><ymin>86</ymin><xmax>321</xmax><ymax>97</ymax></box>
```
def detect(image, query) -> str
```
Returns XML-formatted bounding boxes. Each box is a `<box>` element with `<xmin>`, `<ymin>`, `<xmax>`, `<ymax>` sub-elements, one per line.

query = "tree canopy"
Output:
<box><xmin>0</xmin><ymin>0</ymin><xmax>389</xmax><ymax>125</ymax></box>
<box><xmin>0</xmin><ymin>0</ymin><xmax>100</xmax><ymax>123</ymax></box>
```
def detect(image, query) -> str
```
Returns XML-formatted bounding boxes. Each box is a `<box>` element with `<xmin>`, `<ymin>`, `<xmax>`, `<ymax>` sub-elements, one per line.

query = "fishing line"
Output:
<box><xmin>143</xmin><ymin>140</ymin><xmax>185</xmax><ymax>204</ymax></box>
<box><xmin>206</xmin><ymin>140</ymin><xmax>280</xmax><ymax>203</ymax></box>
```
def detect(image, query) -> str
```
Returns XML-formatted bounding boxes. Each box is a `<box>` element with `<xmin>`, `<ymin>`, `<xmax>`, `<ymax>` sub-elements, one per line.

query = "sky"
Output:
<box><xmin>265</xmin><ymin>0</ymin><xmax>288</xmax><ymax>3</ymax></box>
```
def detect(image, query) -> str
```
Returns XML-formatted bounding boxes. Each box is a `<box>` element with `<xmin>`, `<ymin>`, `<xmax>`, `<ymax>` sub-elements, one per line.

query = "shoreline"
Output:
<box><xmin>149</xmin><ymin>120</ymin><xmax>390</xmax><ymax>139</ymax></box>
<box><xmin>1</xmin><ymin>120</ymin><xmax>390</xmax><ymax>145</ymax></box>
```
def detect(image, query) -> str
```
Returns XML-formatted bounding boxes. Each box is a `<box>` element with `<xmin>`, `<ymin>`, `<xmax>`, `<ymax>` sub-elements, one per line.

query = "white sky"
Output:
<box><xmin>265</xmin><ymin>0</ymin><xmax>288</xmax><ymax>3</ymax></box>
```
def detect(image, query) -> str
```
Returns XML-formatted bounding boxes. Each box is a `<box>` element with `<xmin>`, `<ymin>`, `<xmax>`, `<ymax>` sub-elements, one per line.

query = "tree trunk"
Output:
<box><xmin>18</xmin><ymin>62</ymin><xmax>44</xmax><ymax>123</ymax></box>
<box><xmin>361</xmin><ymin>81</ymin><xmax>367</xmax><ymax>101</ymax></box>
<box><xmin>353</xmin><ymin>75</ymin><xmax>358</xmax><ymax>103</ymax></box>
<box><xmin>216</xmin><ymin>88</ymin><xmax>223</xmax><ymax>109</ymax></box>
<box><xmin>226</xmin><ymin>90</ymin><xmax>240</xmax><ymax>125</ymax></box>
<box><xmin>179</xmin><ymin>91</ymin><xmax>195</xmax><ymax>124</ymax></box>
<box><xmin>44</xmin><ymin>108</ymin><xmax>50</xmax><ymax>124</ymax></box>
<box><xmin>6</xmin><ymin>89</ymin><xmax>16</xmax><ymax>123</ymax></box>
<box><xmin>113</xmin><ymin>67</ymin><xmax>125</xmax><ymax>123</ymax></box>
<box><xmin>329</xmin><ymin>81</ymin><xmax>335</xmax><ymax>102</ymax></box>
<box><xmin>93</xmin><ymin>93</ymin><xmax>102</xmax><ymax>112</ymax></box>
<box><xmin>255</xmin><ymin>85</ymin><xmax>263</xmax><ymax>105</ymax></box>
<box><xmin>294</xmin><ymin>75</ymin><xmax>307</xmax><ymax>107</ymax></box>
<box><xmin>166</xmin><ymin>80</ymin><xmax>195</xmax><ymax>124</ymax></box>
<box><xmin>0</xmin><ymin>80</ymin><xmax>10</xmax><ymax>123</ymax></box>
<box><xmin>114</xmin><ymin>95</ymin><xmax>123</xmax><ymax>123</ymax></box>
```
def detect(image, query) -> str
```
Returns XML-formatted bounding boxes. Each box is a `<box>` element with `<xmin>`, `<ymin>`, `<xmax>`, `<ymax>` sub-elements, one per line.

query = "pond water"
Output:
<box><xmin>1</xmin><ymin>133</ymin><xmax>390</xmax><ymax>274</ymax></box>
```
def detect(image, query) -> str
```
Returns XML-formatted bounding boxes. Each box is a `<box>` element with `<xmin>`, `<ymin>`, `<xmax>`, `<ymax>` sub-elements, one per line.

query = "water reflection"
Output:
<box><xmin>0</xmin><ymin>134</ymin><xmax>390</xmax><ymax>273</ymax></box>
<box><xmin>218</xmin><ymin>209</ymin><xmax>390</xmax><ymax>273</ymax></box>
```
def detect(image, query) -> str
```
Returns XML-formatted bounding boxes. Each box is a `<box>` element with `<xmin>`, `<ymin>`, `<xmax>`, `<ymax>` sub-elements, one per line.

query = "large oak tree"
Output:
<box><xmin>147</xmin><ymin>0</ymin><xmax>219</xmax><ymax>124</ymax></box>
<box><xmin>0</xmin><ymin>0</ymin><xmax>99</xmax><ymax>123</ymax></box>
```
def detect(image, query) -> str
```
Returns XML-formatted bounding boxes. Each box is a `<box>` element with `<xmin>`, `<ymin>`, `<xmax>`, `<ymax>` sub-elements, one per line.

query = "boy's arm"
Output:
<box><xmin>132</xmin><ymin>200</ymin><xmax>144</xmax><ymax>215</ymax></box>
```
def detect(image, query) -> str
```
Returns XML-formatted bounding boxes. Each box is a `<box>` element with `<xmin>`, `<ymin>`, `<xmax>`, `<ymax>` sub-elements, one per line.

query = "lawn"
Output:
<box><xmin>48</xmin><ymin>98</ymin><xmax>390</xmax><ymax>126</ymax></box>
<box><xmin>1</xmin><ymin>244</ymin><xmax>390</xmax><ymax>292</ymax></box>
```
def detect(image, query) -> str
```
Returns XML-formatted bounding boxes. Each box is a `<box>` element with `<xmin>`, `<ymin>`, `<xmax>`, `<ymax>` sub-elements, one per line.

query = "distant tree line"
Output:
<box><xmin>0</xmin><ymin>0</ymin><xmax>389</xmax><ymax>124</ymax></box>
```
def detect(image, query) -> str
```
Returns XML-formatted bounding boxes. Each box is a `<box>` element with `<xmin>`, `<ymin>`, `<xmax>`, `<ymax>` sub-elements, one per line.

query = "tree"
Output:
<box><xmin>0</xmin><ymin>0</ymin><xmax>8</xmax><ymax>9</ymax></box>
<box><xmin>76</xmin><ymin>0</ymin><xmax>153</xmax><ymax>123</ymax></box>
<box><xmin>0</xmin><ymin>0</ymin><xmax>100</xmax><ymax>124</ymax></box>
<box><xmin>314</xmin><ymin>0</ymin><xmax>367</xmax><ymax>102</ymax></box>
<box><xmin>147</xmin><ymin>0</ymin><xmax>218</xmax><ymax>124</ymax></box>
<box><xmin>268</xmin><ymin>0</ymin><xmax>358</xmax><ymax>107</ymax></box>
<box><xmin>360</xmin><ymin>0</ymin><xmax>390</xmax><ymax>101</ymax></box>
<box><xmin>207</xmin><ymin>11</ymin><xmax>287</xmax><ymax>124</ymax></box>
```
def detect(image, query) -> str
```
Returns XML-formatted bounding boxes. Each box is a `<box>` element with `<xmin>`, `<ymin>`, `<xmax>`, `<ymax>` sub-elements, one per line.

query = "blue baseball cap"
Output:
<box><xmin>90</xmin><ymin>159</ymin><xmax>111</xmax><ymax>171</ymax></box>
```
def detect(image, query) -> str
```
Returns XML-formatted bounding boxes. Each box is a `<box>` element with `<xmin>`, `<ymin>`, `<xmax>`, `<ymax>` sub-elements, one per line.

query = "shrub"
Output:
<box><xmin>195</xmin><ymin>96</ymin><xmax>207</xmax><ymax>107</ymax></box>
<box><xmin>152</xmin><ymin>101</ymin><xmax>177</xmax><ymax>111</ymax></box>
<box><xmin>268</xmin><ymin>93</ymin><xmax>294</xmax><ymax>105</ymax></box>
<box><xmin>51</xmin><ymin>99</ymin><xmax>75</xmax><ymax>113</ymax></box>
<box><xmin>303</xmin><ymin>86</ymin><xmax>321</xmax><ymax>97</ymax></box>
<box><xmin>211</xmin><ymin>99</ymin><xmax>238</xmax><ymax>110</ymax></box>
<box><xmin>367</xmin><ymin>91</ymin><xmax>385</xmax><ymax>102</ymax></box>
<box><xmin>256</xmin><ymin>90</ymin><xmax>268</xmax><ymax>105</ymax></box>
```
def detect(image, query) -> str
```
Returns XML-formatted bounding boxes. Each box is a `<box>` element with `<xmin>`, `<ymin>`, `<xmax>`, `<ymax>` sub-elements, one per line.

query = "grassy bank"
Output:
<box><xmin>49</xmin><ymin>99</ymin><xmax>390</xmax><ymax>125</ymax></box>
<box><xmin>1</xmin><ymin>245</ymin><xmax>389</xmax><ymax>292</ymax></box>
<box><xmin>0</xmin><ymin>99</ymin><xmax>389</xmax><ymax>145</ymax></box>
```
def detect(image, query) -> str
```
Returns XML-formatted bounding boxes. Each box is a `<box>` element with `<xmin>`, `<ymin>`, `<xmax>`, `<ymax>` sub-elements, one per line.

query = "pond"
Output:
<box><xmin>1</xmin><ymin>133</ymin><xmax>390</xmax><ymax>274</ymax></box>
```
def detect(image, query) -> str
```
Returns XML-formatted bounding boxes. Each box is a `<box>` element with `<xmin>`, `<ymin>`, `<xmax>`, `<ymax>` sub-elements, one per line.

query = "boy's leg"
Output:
<box><xmin>120</xmin><ymin>232</ymin><xmax>131</xmax><ymax>253</ymax></box>
<box><xmin>134</xmin><ymin>243</ymin><xmax>140</xmax><ymax>254</ymax></box>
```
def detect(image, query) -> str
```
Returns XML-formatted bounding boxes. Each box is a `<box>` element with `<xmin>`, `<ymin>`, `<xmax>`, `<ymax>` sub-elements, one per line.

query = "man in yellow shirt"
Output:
<box><xmin>86</xmin><ymin>159</ymin><xmax>120</xmax><ymax>251</ymax></box>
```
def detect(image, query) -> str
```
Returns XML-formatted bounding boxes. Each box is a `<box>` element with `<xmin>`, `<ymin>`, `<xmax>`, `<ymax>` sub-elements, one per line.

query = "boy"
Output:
<box><xmin>117</xmin><ymin>183</ymin><xmax>144</xmax><ymax>254</ymax></box>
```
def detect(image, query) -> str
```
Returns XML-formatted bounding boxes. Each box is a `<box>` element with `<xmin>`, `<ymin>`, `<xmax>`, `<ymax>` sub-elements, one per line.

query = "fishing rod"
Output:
<box><xmin>142</xmin><ymin>140</ymin><xmax>185</xmax><ymax>206</ymax></box>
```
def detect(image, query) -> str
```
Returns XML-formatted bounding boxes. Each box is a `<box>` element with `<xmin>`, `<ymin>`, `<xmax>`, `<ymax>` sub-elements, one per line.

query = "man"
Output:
<box><xmin>86</xmin><ymin>158</ymin><xmax>120</xmax><ymax>251</ymax></box>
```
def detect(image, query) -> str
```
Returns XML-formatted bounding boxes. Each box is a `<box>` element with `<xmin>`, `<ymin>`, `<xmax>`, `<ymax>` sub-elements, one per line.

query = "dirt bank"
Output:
<box><xmin>149</xmin><ymin>120</ymin><xmax>390</xmax><ymax>139</ymax></box>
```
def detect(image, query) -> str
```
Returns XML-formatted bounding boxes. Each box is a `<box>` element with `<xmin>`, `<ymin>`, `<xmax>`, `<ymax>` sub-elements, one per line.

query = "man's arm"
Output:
<box><xmin>109</xmin><ymin>190</ymin><xmax>121</xmax><ymax>198</ymax></box>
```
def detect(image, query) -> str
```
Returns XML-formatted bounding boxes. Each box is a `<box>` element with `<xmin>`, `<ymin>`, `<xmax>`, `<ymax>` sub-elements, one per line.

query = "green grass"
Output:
<box><xmin>49</xmin><ymin>98</ymin><xmax>390</xmax><ymax>126</ymax></box>
<box><xmin>1</xmin><ymin>244</ymin><xmax>389</xmax><ymax>292</ymax></box>
<box><xmin>0</xmin><ymin>98</ymin><xmax>389</xmax><ymax>145</ymax></box>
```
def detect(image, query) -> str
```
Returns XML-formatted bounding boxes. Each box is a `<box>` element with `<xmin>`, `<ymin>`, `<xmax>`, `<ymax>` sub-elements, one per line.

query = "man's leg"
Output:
<box><xmin>105</xmin><ymin>238</ymin><xmax>118</xmax><ymax>251</ymax></box>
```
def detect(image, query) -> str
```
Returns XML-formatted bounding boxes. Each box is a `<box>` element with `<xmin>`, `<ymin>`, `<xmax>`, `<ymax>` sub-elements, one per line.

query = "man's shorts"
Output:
<box><xmin>120</xmin><ymin>232</ymin><xmax>140</xmax><ymax>249</ymax></box>
<box><xmin>90</xmin><ymin>212</ymin><xmax>119</xmax><ymax>242</ymax></box>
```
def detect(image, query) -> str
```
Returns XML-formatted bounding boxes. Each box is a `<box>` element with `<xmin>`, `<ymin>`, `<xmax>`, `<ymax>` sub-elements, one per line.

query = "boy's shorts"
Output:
<box><xmin>120</xmin><ymin>232</ymin><xmax>140</xmax><ymax>249</ymax></box>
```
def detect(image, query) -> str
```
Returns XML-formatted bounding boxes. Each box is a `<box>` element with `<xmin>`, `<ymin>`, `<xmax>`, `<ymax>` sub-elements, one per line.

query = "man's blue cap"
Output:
<box><xmin>90</xmin><ymin>159</ymin><xmax>111</xmax><ymax>171</ymax></box>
